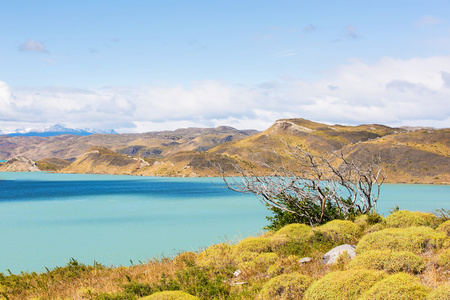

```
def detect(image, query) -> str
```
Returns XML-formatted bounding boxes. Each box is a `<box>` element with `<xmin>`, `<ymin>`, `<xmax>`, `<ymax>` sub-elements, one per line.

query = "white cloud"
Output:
<box><xmin>415</xmin><ymin>15</ymin><xmax>443</xmax><ymax>27</ymax></box>
<box><xmin>1</xmin><ymin>56</ymin><xmax>450</xmax><ymax>133</ymax></box>
<box><xmin>18</xmin><ymin>40</ymin><xmax>48</xmax><ymax>52</ymax></box>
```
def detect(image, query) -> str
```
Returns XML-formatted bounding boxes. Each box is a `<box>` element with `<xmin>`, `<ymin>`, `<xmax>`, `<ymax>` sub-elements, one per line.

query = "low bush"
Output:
<box><xmin>426</xmin><ymin>284</ymin><xmax>450</xmax><ymax>300</ymax></box>
<box><xmin>349</xmin><ymin>250</ymin><xmax>425</xmax><ymax>273</ymax></box>
<box><xmin>139</xmin><ymin>290</ymin><xmax>199</xmax><ymax>299</ymax></box>
<box><xmin>257</xmin><ymin>273</ymin><xmax>312</xmax><ymax>300</ymax></box>
<box><xmin>270</xmin><ymin>223</ymin><xmax>312</xmax><ymax>256</ymax></box>
<box><xmin>234</xmin><ymin>237</ymin><xmax>272</xmax><ymax>254</ymax></box>
<box><xmin>436</xmin><ymin>248</ymin><xmax>450</xmax><ymax>270</ymax></box>
<box><xmin>195</xmin><ymin>243</ymin><xmax>234</xmax><ymax>269</ymax></box>
<box><xmin>386</xmin><ymin>210</ymin><xmax>441</xmax><ymax>228</ymax></box>
<box><xmin>359</xmin><ymin>272</ymin><xmax>430</xmax><ymax>300</ymax></box>
<box><xmin>238</xmin><ymin>253</ymin><xmax>279</xmax><ymax>277</ymax></box>
<box><xmin>304</xmin><ymin>269</ymin><xmax>385</xmax><ymax>300</ymax></box>
<box><xmin>356</xmin><ymin>226</ymin><xmax>449</xmax><ymax>254</ymax></box>
<box><xmin>310</xmin><ymin>220</ymin><xmax>361</xmax><ymax>244</ymax></box>
<box><xmin>436</xmin><ymin>220</ymin><xmax>450</xmax><ymax>236</ymax></box>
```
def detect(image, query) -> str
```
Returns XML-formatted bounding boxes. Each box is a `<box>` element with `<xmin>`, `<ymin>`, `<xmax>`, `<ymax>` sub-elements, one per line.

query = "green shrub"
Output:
<box><xmin>267</xmin><ymin>255</ymin><xmax>302</xmax><ymax>276</ymax></box>
<box><xmin>364</xmin><ymin>223</ymin><xmax>385</xmax><ymax>234</ymax></box>
<box><xmin>349</xmin><ymin>250</ymin><xmax>425</xmax><ymax>273</ymax></box>
<box><xmin>275</xmin><ymin>223</ymin><xmax>312</xmax><ymax>238</ymax></box>
<box><xmin>304</xmin><ymin>269</ymin><xmax>385</xmax><ymax>300</ymax></box>
<box><xmin>174</xmin><ymin>265</ymin><xmax>230</xmax><ymax>299</ymax></box>
<box><xmin>311</xmin><ymin>220</ymin><xmax>360</xmax><ymax>244</ymax></box>
<box><xmin>360</xmin><ymin>272</ymin><xmax>430</xmax><ymax>300</ymax></box>
<box><xmin>386</xmin><ymin>210</ymin><xmax>441</xmax><ymax>228</ymax></box>
<box><xmin>354</xmin><ymin>213</ymin><xmax>385</xmax><ymax>228</ymax></box>
<box><xmin>195</xmin><ymin>243</ymin><xmax>234</xmax><ymax>269</ymax></box>
<box><xmin>437</xmin><ymin>248</ymin><xmax>450</xmax><ymax>270</ymax></box>
<box><xmin>270</xmin><ymin>223</ymin><xmax>312</xmax><ymax>255</ymax></box>
<box><xmin>356</xmin><ymin>226</ymin><xmax>449</xmax><ymax>254</ymax></box>
<box><xmin>234</xmin><ymin>237</ymin><xmax>272</xmax><ymax>254</ymax></box>
<box><xmin>257</xmin><ymin>273</ymin><xmax>312</xmax><ymax>300</ymax></box>
<box><xmin>436</xmin><ymin>220</ymin><xmax>450</xmax><ymax>236</ymax></box>
<box><xmin>139</xmin><ymin>291</ymin><xmax>199</xmax><ymax>299</ymax></box>
<box><xmin>426</xmin><ymin>284</ymin><xmax>450</xmax><ymax>300</ymax></box>
<box><xmin>238</xmin><ymin>253</ymin><xmax>279</xmax><ymax>276</ymax></box>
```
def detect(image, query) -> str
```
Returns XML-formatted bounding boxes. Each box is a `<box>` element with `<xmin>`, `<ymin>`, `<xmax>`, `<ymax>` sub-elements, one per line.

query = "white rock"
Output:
<box><xmin>322</xmin><ymin>244</ymin><xmax>356</xmax><ymax>265</ymax></box>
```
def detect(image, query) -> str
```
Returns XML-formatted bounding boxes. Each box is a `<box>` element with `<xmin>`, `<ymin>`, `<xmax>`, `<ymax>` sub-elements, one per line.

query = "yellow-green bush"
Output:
<box><xmin>349</xmin><ymin>250</ymin><xmax>425</xmax><ymax>273</ymax></box>
<box><xmin>436</xmin><ymin>220</ymin><xmax>450</xmax><ymax>236</ymax></box>
<box><xmin>267</xmin><ymin>255</ymin><xmax>302</xmax><ymax>276</ymax></box>
<box><xmin>426</xmin><ymin>284</ymin><xmax>450</xmax><ymax>300</ymax></box>
<box><xmin>139</xmin><ymin>291</ymin><xmax>199</xmax><ymax>300</ymax></box>
<box><xmin>275</xmin><ymin>223</ymin><xmax>312</xmax><ymax>239</ymax></box>
<box><xmin>238</xmin><ymin>252</ymin><xmax>279</xmax><ymax>276</ymax></box>
<box><xmin>354</xmin><ymin>214</ymin><xmax>386</xmax><ymax>230</ymax></box>
<box><xmin>234</xmin><ymin>237</ymin><xmax>272</xmax><ymax>254</ymax></box>
<box><xmin>437</xmin><ymin>248</ymin><xmax>450</xmax><ymax>270</ymax></box>
<box><xmin>311</xmin><ymin>220</ymin><xmax>361</xmax><ymax>244</ymax></box>
<box><xmin>257</xmin><ymin>273</ymin><xmax>312</xmax><ymax>300</ymax></box>
<box><xmin>195</xmin><ymin>243</ymin><xmax>234</xmax><ymax>268</ymax></box>
<box><xmin>270</xmin><ymin>223</ymin><xmax>312</xmax><ymax>255</ymax></box>
<box><xmin>364</xmin><ymin>222</ymin><xmax>386</xmax><ymax>234</ymax></box>
<box><xmin>356</xmin><ymin>226</ymin><xmax>449</xmax><ymax>254</ymax></box>
<box><xmin>304</xmin><ymin>269</ymin><xmax>385</xmax><ymax>300</ymax></box>
<box><xmin>386</xmin><ymin>210</ymin><xmax>440</xmax><ymax>228</ymax></box>
<box><xmin>359</xmin><ymin>272</ymin><xmax>430</xmax><ymax>300</ymax></box>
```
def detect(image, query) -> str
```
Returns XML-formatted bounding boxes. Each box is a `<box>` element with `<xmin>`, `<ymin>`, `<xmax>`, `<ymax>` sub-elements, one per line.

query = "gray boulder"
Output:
<box><xmin>322</xmin><ymin>244</ymin><xmax>356</xmax><ymax>265</ymax></box>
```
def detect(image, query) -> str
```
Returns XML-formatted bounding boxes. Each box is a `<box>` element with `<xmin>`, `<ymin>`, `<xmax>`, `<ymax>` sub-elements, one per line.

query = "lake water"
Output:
<box><xmin>0</xmin><ymin>172</ymin><xmax>448</xmax><ymax>274</ymax></box>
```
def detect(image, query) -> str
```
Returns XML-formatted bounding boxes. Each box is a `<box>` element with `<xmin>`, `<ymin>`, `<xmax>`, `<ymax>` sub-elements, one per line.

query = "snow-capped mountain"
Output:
<box><xmin>1</xmin><ymin>124</ymin><xmax>118</xmax><ymax>137</ymax></box>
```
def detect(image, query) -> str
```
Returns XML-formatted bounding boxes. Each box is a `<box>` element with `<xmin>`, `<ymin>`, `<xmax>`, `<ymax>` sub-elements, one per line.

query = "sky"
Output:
<box><xmin>1</xmin><ymin>0</ymin><xmax>450</xmax><ymax>133</ymax></box>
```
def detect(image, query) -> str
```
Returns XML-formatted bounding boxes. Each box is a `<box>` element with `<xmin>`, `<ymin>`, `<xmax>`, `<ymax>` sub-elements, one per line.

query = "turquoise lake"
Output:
<box><xmin>0</xmin><ymin>172</ymin><xmax>448</xmax><ymax>274</ymax></box>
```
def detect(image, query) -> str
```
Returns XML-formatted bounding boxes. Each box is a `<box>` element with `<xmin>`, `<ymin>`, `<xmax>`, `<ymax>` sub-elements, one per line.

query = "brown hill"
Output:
<box><xmin>208</xmin><ymin>119</ymin><xmax>449</xmax><ymax>184</ymax></box>
<box><xmin>0</xmin><ymin>127</ymin><xmax>258</xmax><ymax>161</ymax></box>
<box><xmin>61</xmin><ymin>146</ymin><xmax>150</xmax><ymax>175</ymax></box>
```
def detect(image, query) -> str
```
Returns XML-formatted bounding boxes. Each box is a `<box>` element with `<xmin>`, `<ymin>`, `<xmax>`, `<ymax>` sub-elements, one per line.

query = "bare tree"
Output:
<box><xmin>215</xmin><ymin>144</ymin><xmax>385</xmax><ymax>227</ymax></box>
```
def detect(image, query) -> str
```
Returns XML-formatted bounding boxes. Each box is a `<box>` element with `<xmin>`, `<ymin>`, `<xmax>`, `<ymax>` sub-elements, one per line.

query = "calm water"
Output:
<box><xmin>0</xmin><ymin>172</ymin><xmax>448</xmax><ymax>273</ymax></box>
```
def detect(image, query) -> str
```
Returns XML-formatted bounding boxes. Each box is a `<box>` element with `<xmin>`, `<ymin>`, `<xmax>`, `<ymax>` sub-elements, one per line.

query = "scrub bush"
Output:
<box><xmin>356</xmin><ymin>226</ymin><xmax>449</xmax><ymax>254</ymax></box>
<box><xmin>267</xmin><ymin>255</ymin><xmax>302</xmax><ymax>276</ymax></box>
<box><xmin>386</xmin><ymin>210</ymin><xmax>440</xmax><ymax>228</ymax></box>
<box><xmin>195</xmin><ymin>243</ymin><xmax>234</xmax><ymax>269</ymax></box>
<box><xmin>436</xmin><ymin>220</ymin><xmax>450</xmax><ymax>236</ymax></box>
<box><xmin>360</xmin><ymin>272</ymin><xmax>430</xmax><ymax>300</ymax></box>
<box><xmin>234</xmin><ymin>237</ymin><xmax>272</xmax><ymax>254</ymax></box>
<box><xmin>426</xmin><ymin>284</ymin><xmax>450</xmax><ymax>300</ymax></box>
<box><xmin>237</xmin><ymin>253</ymin><xmax>279</xmax><ymax>276</ymax></box>
<box><xmin>311</xmin><ymin>220</ymin><xmax>360</xmax><ymax>244</ymax></box>
<box><xmin>270</xmin><ymin>223</ymin><xmax>312</xmax><ymax>255</ymax></box>
<box><xmin>437</xmin><ymin>248</ymin><xmax>450</xmax><ymax>270</ymax></box>
<box><xmin>349</xmin><ymin>250</ymin><xmax>425</xmax><ymax>273</ymax></box>
<box><xmin>139</xmin><ymin>291</ymin><xmax>199</xmax><ymax>299</ymax></box>
<box><xmin>304</xmin><ymin>269</ymin><xmax>385</xmax><ymax>300</ymax></box>
<box><xmin>274</xmin><ymin>223</ymin><xmax>312</xmax><ymax>240</ymax></box>
<box><xmin>257</xmin><ymin>273</ymin><xmax>312</xmax><ymax>300</ymax></box>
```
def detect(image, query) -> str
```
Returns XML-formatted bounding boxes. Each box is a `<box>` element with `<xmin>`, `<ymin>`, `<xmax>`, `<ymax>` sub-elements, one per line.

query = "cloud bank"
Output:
<box><xmin>1</xmin><ymin>56</ymin><xmax>449</xmax><ymax>133</ymax></box>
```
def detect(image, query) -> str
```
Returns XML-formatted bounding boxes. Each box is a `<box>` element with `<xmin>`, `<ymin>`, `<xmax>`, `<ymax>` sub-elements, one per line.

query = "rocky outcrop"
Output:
<box><xmin>0</xmin><ymin>156</ymin><xmax>40</xmax><ymax>172</ymax></box>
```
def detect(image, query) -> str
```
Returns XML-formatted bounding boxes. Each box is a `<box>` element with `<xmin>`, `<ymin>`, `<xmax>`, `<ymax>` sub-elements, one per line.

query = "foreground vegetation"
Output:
<box><xmin>0</xmin><ymin>209</ymin><xmax>449</xmax><ymax>300</ymax></box>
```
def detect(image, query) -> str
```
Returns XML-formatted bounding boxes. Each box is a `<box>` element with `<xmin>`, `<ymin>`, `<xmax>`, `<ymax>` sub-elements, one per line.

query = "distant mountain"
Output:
<box><xmin>1</xmin><ymin>124</ymin><xmax>118</xmax><ymax>137</ymax></box>
<box><xmin>0</xmin><ymin>126</ymin><xmax>258</xmax><ymax>161</ymax></box>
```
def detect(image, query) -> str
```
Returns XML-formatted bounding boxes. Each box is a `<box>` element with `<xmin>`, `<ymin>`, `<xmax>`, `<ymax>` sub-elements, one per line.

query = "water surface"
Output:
<box><xmin>0</xmin><ymin>172</ymin><xmax>448</xmax><ymax>273</ymax></box>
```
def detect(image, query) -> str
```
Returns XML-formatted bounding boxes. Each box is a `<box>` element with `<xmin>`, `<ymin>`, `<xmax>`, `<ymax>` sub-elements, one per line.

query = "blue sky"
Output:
<box><xmin>1</xmin><ymin>0</ymin><xmax>449</xmax><ymax>132</ymax></box>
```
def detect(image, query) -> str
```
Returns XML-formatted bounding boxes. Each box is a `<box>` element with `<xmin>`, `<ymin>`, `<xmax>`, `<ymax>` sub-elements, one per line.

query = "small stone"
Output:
<box><xmin>233</xmin><ymin>269</ymin><xmax>242</xmax><ymax>277</ymax></box>
<box><xmin>298</xmin><ymin>257</ymin><xmax>313</xmax><ymax>264</ymax></box>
